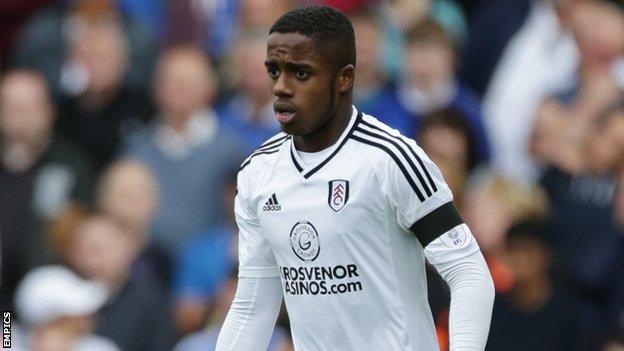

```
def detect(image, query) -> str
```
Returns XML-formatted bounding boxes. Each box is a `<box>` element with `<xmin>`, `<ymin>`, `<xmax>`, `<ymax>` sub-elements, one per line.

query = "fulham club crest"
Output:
<box><xmin>328</xmin><ymin>179</ymin><xmax>349</xmax><ymax>212</ymax></box>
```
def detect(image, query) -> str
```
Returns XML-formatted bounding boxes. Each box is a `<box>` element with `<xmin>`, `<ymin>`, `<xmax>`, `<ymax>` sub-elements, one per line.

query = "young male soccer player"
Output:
<box><xmin>216</xmin><ymin>6</ymin><xmax>494</xmax><ymax>351</ymax></box>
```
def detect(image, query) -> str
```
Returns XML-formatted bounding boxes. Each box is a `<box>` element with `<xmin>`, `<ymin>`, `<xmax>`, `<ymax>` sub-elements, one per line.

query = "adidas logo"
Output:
<box><xmin>263</xmin><ymin>193</ymin><xmax>281</xmax><ymax>211</ymax></box>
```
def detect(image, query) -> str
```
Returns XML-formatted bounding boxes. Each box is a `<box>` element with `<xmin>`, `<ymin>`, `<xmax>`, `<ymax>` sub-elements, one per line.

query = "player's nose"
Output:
<box><xmin>273</xmin><ymin>74</ymin><xmax>293</xmax><ymax>98</ymax></box>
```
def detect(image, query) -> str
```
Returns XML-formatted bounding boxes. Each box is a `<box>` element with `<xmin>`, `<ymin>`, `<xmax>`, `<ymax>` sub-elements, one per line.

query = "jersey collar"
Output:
<box><xmin>290</xmin><ymin>106</ymin><xmax>361</xmax><ymax>179</ymax></box>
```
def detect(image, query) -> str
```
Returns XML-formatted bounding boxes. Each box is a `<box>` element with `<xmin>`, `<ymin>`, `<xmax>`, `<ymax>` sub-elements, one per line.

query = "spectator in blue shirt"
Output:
<box><xmin>124</xmin><ymin>46</ymin><xmax>244</xmax><ymax>258</ymax></box>
<box><xmin>364</xmin><ymin>19</ymin><xmax>490</xmax><ymax>164</ymax></box>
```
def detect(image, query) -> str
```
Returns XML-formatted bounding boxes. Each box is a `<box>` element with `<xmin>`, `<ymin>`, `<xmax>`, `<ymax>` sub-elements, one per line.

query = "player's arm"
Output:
<box><xmin>215</xmin><ymin>172</ymin><xmax>283</xmax><ymax>351</ymax></box>
<box><xmin>415</xmin><ymin>207</ymin><xmax>495</xmax><ymax>351</ymax></box>
<box><xmin>215</xmin><ymin>276</ymin><xmax>283</xmax><ymax>350</ymax></box>
<box><xmin>382</xmin><ymin>138</ymin><xmax>494</xmax><ymax>351</ymax></box>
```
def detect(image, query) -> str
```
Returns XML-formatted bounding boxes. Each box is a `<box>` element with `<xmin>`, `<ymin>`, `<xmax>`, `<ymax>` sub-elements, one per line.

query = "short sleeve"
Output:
<box><xmin>236</xmin><ymin>171</ymin><xmax>280</xmax><ymax>278</ymax></box>
<box><xmin>382</xmin><ymin>138</ymin><xmax>453</xmax><ymax>228</ymax></box>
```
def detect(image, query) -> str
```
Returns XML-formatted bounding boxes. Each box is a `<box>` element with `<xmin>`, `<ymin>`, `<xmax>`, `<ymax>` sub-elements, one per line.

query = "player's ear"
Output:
<box><xmin>337</xmin><ymin>64</ymin><xmax>355</xmax><ymax>93</ymax></box>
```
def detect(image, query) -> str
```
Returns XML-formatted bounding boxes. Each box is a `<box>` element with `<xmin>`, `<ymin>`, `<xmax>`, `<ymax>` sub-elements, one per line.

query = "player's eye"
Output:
<box><xmin>296</xmin><ymin>70</ymin><xmax>310</xmax><ymax>80</ymax></box>
<box><xmin>267</xmin><ymin>67</ymin><xmax>280</xmax><ymax>79</ymax></box>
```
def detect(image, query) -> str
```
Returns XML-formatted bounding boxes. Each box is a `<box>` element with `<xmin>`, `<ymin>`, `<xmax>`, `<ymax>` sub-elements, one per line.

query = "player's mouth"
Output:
<box><xmin>274</xmin><ymin>102</ymin><xmax>297</xmax><ymax>124</ymax></box>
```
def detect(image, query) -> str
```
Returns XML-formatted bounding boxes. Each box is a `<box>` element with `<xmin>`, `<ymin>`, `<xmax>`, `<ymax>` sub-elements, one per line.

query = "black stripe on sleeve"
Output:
<box><xmin>351</xmin><ymin>134</ymin><xmax>426</xmax><ymax>202</ymax></box>
<box><xmin>240</xmin><ymin>148</ymin><xmax>281</xmax><ymax>170</ymax></box>
<box><xmin>355</xmin><ymin>126</ymin><xmax>433</xmax><ymax>197</ymax></box>
<box><xmin>259</xmin><ymin>134</ymin><xmax>289</xmax><ymax>148</ymax></box>
<box><xmin>360</xmin><ymin>120</ymin><xmax>437</xmax><ymax>192</ymax></box>
<box><xmin>410</xmin><ymin>202</ymin><xmax>463</xmax><ymax>247</ymax></box>
<box><xmin>254</xmin><ymin>137</ymin><xmax>289</xmax><ymax>155</ymax></box>
<box><xmin>240</xmin><ymin>136</ymin><xmax>290</xmax><ymax>170</ymax></box>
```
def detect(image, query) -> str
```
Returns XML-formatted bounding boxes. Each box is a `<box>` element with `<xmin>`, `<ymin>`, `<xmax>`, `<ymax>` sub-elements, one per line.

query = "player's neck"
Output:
<box><xmin>293</xmin><ymin>103</ymin><xmax>353</xmax><ymax>152</ymax></box>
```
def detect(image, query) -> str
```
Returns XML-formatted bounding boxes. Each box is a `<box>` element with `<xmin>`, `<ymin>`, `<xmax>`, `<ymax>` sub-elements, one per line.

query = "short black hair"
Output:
<box><xmin>269</xmin><ymin>5</ymin><xmax>356</xmax><ymax>69</ymax></box>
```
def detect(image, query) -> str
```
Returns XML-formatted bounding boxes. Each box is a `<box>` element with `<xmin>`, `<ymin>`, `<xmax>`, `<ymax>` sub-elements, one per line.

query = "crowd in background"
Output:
<box><xmin>1</xmin><ymin>0</ymin><xmax>624</xmax><ymax>350</ymax></box>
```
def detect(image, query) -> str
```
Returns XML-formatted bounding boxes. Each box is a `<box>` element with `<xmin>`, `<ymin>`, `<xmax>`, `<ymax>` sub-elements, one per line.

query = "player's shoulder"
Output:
<box><xmin>351</xmin><ymin>111</ymin><xmax>444</xmax><ymax>202</ymax></box>
<box><xmin>350</xmin><ymin>112</ymin><xmax>423</xmax><ymax>166</ymax></box>
<box><xmin>239</xmin><ymin>132</ymin><xmax>289</xmax><ymax>174</ymax></box>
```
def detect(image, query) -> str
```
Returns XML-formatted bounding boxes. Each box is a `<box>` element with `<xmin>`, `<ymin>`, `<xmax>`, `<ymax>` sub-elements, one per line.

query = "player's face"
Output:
<box><xmin>265</xmin><ymin>32</ymin><xmax>339</xmax><ymax>136</ymax></box>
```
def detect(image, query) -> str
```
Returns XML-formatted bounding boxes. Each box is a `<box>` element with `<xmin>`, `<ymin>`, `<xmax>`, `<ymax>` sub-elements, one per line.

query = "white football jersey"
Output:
<box><xmin>236</xmin><ymin>107</ymin><xmax>478</xmax><ymax>350</ymax></box>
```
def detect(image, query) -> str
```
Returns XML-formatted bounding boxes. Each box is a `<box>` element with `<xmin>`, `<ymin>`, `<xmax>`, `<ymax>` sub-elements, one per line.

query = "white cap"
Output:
<box><xmin>15</xmin><ymin>265</ymin><xmax>109</xmax><ymax>326</ymax></box>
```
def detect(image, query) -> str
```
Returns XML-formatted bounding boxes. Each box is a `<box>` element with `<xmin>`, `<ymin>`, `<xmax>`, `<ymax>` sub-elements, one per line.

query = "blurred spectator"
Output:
<box><xmin>174</xmin><ymin>273</ymin><xmax>293</xmax><ymax>351</ymax></box>
<box><xmin>124</xmin><ymin>46</ymin><xmax>244</xmax><ymax>257</ymax></box>
<box><xmin>54</xmin><ymin>1</ymin><xmax>153</xmax><ymax>171</ymax></box>
<box><xmin>217</xmin><ymin>29</ymin><xmax>280</xmax><ymax>152</ymax></box>
<box><xmin>458</xmin><ymin>0</ymin><xmax>531</xmax><ymax>97</ymax></box>
<box><xmin>531</xmin><ymin>0</ymin><xmax>624</xmax><ymax>173</ymax></box>
<box><xmin>481</xmin><ymin>0</ymin><xmax>622</xmax><ymax>181</ymax></box>
<box><xmin>116</xmin><ymin>0</ymin><xmax>168</xmax><ymax>41</ymax></box>
<box><xmin>383</xmin><ymin>0</ymin><xmax>466</xmax><ymax>40</ymax></box>
<box><xmin>486</xmin><ymin>221</ymin><xmax>582</xmax><ymax>351</ymax></box>
<box><xmin>14</xmin><ymin>265</ymin><xmax>119</xmax><ymax>351</ymax></box>
<box><xmin>365</xmin><ymin>19</ymin><xmax>489</xmax><ymax>164</ymax></box>
<box><xmin>13</xmin><ymin>0</ymin><xmax>156</xmax><ymax>99</ymax></box>
<box><xmin>239</xmin><ymin>0</ymin><xmax>294</xmax><ymax>29</ymax></box>
<box><xmin>379</xmin><ymin>0</ymin><xmax>467</xmax><ymax>78</ymax></box>
<box><xmin>167</xmin><ymin>0</ymin><xmax>238</xmax><ymax>59</ymax></box>
<box><xmin>67</xmin><ymin>214</ymin><xmax>175</xmax><ymax>351</ymax></box>
<box><xmin>539</xmin><ymin>106</ymin><xmax>624</xmax><ymax>345</ymax></box>
<box><xmin>0</xmin><ymin>69</ymin><xmax>94</xmax><ymax>313</ymax></box>
<box><xmin>172</xmin><ymin>172</ymin><xmax>237</xmax><ymax>335</ymax></box>
<box><xmin>167</xmin><ymin>0</ymin><xmax>292</xmax><ymax>61</ymax></box>
<box><xmin>96</xmin><ymin>159</ymin><xmax>172</xmax><ymax>289</ymax></box>
<box><xmin>418</xmin><ymin>107</ymin><xmax>480</xmax><ymax>207</ymax></box>
<box><xmin>462</xmin><ymin>173</ymin><xmax>549</xmax><ymax>291</ymax></box>
<box><xmin>351</xmin><ymin>8</ymin><xmax>390</xmax><ymax>113</ymax></box>
<box><xmin>0</xmin><ymin>0</ymin><xmax>55</xmax><ymax>71</ymax></box>
<box><xmin>530</xmin><ymin>99</ymin><xmax>575</xmax><ymax>171</ymax></box>
<box><xmin>96</xmin><ymin>160</ymin><xmax>158</xmax><ymax>246</ymax></box>
<box><xmin>529</xmin><ymin>9</ymin><xmax>624</xmax><ymax>340</ymax></box>
<box><xmin>587</xmin><ymin>107</ymin><xmax>624</xmax><ymax>174</ymax></box>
